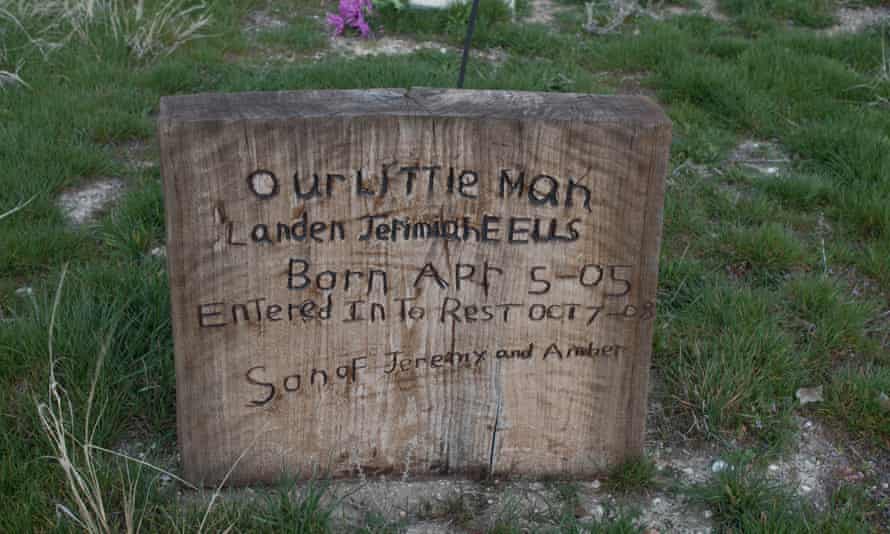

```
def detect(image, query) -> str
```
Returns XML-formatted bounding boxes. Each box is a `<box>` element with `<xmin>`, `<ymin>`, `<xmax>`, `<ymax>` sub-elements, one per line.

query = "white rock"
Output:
<box><xmin>703</xmin><ymin>510</ymin><xmax>712</xmax><ymax>519</ymax></box>
<box><xmin>15</xmin><ymin>286</ymin><xmax>33</xmax><ymax>297</ymax></box>
<box><xmin>800</xmin><ymin>484</ymin><xmax>813</xmax><ymax>493</ymax></box>
<box><xmin>768</xmin><ymin>464</ymin><xmax>779</xmax><ymax>472</ymax></box>
<box><xmin>796</xmin><ymin>386</ymin><xmax>824</xmax><ymax>405</ymax></box>
<box><xmin>590</xmin><ymin>479</ymin><xmax>601</xmax><ymax>489</ymax></box>
<box><xmin>150</xmin><ymin>246</ymin><xmax>166</xmax><ymax>258</ymax></box>
<box><xmin>711</xmin><ymin>460</ymin><xmax>729</xmax><ymax>473</ymax></box>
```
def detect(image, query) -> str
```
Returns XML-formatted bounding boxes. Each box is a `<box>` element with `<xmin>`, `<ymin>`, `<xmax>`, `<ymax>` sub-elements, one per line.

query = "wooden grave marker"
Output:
<box><xmin>159</xmin><ymin>89</ymin><xmax>671</xmax><ymax>486</ymax></box>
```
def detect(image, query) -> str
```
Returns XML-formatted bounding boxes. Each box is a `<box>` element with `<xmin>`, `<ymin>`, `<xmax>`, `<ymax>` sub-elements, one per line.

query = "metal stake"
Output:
<box><xmin>457</xmin><ymin>0</ymin><xmax>481</xmax><ymax>88</ymax></box>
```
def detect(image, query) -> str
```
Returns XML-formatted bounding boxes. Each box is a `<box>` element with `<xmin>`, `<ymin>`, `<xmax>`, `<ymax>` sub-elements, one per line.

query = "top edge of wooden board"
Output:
<box><xmin>159</xmin><ymin>88</ymin><xmax>670</xmax><ymax>127</ymax></box>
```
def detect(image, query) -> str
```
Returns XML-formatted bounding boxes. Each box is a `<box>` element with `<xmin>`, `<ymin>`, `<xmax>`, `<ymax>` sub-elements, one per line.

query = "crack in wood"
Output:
<box><xmin>488</xmin><ymin>359</ymin><xmax>503</xmax><ymax>476</ymax></box>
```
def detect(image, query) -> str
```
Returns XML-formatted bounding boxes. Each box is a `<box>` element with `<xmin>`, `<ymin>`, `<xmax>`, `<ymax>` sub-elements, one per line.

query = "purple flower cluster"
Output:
<box><xmin>326</xmin><ymin>0</ymin><xmax>374</xmax><ymax>38</ymax></box>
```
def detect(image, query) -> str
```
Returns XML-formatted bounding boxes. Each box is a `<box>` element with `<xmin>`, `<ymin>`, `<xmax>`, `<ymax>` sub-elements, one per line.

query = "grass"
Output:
<box><xmin>603</xmin><ymin>456</ymin><xmax>658</xmax><ymax>495</ymax></box>
<box><xmin>0</xmin><ymin>0</ymin><xmax>888</xmax><ymax>530</ymax></box>
<box><xmin>690</xmin><ymin>452</ymin><xmax>878</xmax><ymax>532</ymax></box>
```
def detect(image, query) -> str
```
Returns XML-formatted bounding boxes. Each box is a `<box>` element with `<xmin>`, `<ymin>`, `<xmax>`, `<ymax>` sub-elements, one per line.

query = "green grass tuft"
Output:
<box><xmin>719</xmin><ymin>222</ymin><xmax>809</xmax><ymax>276</ymax></box>
<box><xmin>825</xmin><ymin>364</ymin><xmax>890</xmax><ymax>443</ymax></box>
<box><xmin>690</xmin><ymin>451</ymin><xmax>876</xmax><ymax>532</ymax></box>
<box><xmin>603</xmin><ymin>456</ymin><xmax>658</xmax><ymax>495</ymax></box>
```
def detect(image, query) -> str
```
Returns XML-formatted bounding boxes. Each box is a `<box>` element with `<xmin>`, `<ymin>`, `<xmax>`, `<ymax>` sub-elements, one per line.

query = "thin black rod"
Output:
<box><xmin>457</xmin><ymin>0</ymin><xmax>482</xmax><ymax>88</ymax></box>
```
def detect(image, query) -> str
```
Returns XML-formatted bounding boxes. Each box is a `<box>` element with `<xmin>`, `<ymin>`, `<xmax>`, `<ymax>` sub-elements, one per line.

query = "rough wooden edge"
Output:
<box><xmin>159</xmin><ymin>88</ymin><xmax>671</xmax><ymax>127</ymax></box>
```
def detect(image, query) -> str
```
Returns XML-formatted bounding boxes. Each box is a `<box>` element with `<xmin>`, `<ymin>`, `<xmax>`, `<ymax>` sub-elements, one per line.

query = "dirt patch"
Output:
<box><xmin>657</xmin><ymin>0</ymin><xmax>728</xmax><ymax>21</ymax></box>
<box><xmin>765</xmin><ymin>417</ymin><xmax>853</xmax><ymax>508</ymax></box>
<box><xmin>728</xmin><ymin>139</ymin><xmax>791</xmax><ymax>176</ymax></box>
<box><xmin>227</xmin><ymin>477</ymin><xmax>718</xmax><ymax>532</ymax></box>
<box><xmin>698</xmin><ymin>0</ymin><xmax>729</xmax><ymax>22</ymax></box>
<box><xmin>329</xmin><ymin>35</ymin><xmax>508</xmax><ymax>62</ymax></box>
<box><xmin>528</xmin><ymin>0</ymin><xmax>562</xmax><ymax>26</ymax></box>
<box><xmin>330</xmin><ymin>36</ymin><xmax>450</xmax><ymax>57</ymax></box>
<box><xmin>612</xmin><ymin>71</ymin><xmax>659</xmax><ymax>100</ymax></box>
<box><xmin>243</xmin><ymin>8</ymin><xmax>288</xmax><ymax>35</ymax></box>
<box><xmin>326</xmin><ymin>36</ymin><xmax>507</xmax><ymax>63</ymax></box>
<box><xmin>112</xmin><ymin>139</ymin><xmax>155</xmax><ymax>171</ymax></box>
<box><xmin>826</xmin><ymin>6</ymin><xmax>890</xmax><ymax>36</ymax></box>
<box><xmin>57</xmin><ymin>178</ymin><xmax>125</xmax><ymax>225</ymax></box>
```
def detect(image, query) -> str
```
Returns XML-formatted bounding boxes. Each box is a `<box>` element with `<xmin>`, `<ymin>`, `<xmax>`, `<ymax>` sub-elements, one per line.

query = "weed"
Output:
<box><xmin>254</xmin><ymin>480</ymin><xmax>334</xmax><ymax>533</ymax></box>
<box><xmin>1</xmin><ymin>0</ymin><xmax>212</xmax><ymax>62</ymax></box>
<box><xmin>719</xmin><ymin>223</ymin><xmax>809</xmax><ymax>277</ymax></box>
<box><xmin>488</xmin><ymin>495</ymin><xmax>523</xmax><ymax>534</ymax></box>
<box><xmin>785</xmin><ymin>275</ymin><xmax>878</xmax><ymax>365</ymax></box>
<box><xmin>824</xmin><ymin>364</ymin><xmax>890</xmax><ymax>442</ymax></box>
<box><xmin>690</xmin><ymin>451</ymin><xmax>876</xmax><ymax>532</ymax></box>
<box><xmin>603</xmin><ymin>456</ymin><xmax>657</xmax><ymax>494</ymax></box>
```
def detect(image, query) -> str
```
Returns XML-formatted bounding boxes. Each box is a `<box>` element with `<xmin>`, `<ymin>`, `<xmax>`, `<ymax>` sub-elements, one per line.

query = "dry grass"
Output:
<box><xmin>0</xmin><ymin>65</ymin><xmax>29</xmax><ymax>88</ymax></box>
<box><xmin>34</xmin><ymin>266</ymin><xmax>186</xmax><ymax>533</ymax></box>
<box><xmin>35</xmin><ymin>266</ymin><xmax>118</xmax><ymax>533</ymax></box>
<box><xmin>0</xmin><ymin>193</ymin><xmax>37</xmax><ymax>220</ymax></box>
<box><xmin>0</xmin><ymin>0</ymin><xmax>212</xmax><ymax>60</ymax></box>
<box><xmin>33</xmin><ymin>266</ymin><xmax>263</xmax><ymax>532</ymax></box>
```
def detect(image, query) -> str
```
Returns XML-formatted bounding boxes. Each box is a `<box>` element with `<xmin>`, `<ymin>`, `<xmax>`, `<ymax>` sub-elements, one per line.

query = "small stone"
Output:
<box><xmin>711</xmin><ymin>460</ymin><xmax>729</xmax><ymax>473</ymax></box>
<box><xmin>796</xmin><ymin>386</ymin><xmax>824</xmax><ymax>405</ymax></box>
<box><xmin>15</xmin><ymin>286</ymin><xmax>33</xmax><ymax>297</ymax></box>
<box><xmin>399</xmin><ymin>510</ymin><xmax>406</xmax><ymax>518</ymax></box>
<box><xmin>487</xmin><ymin>499</ymin><xmax>494</xmax><ymax>505</ymax></box>
<box><xmin>652</xmin><ymin>497</ymin><xmax>662</xmax><ymax>506</ymax></box>
<box><xmin>703</xmin><ymin>510</ymin><xmax>712</xmax><ymax>519</ymax></box>
<box><xmin>881</xmin><ymin>482</ymin><xmax>888</xmax><ymax>489</ymax></box>
<box><xmin>590</xmin><ymin>504</ymin><xmax>605</xmax><ymax>520</ymax></box>
<box><xmin>590</xmin><ymin>479</ymin><xmax>601</xmax><ymax>489</ymax></box>
<box><xmin>768</xmin><ymin>464</ymin><xmax>779</xmax><ymax>472</ymax></box>
<box><xmin>802</xmin><ymin>420</ymin><xmax>814</xmax><ymax>429</ymax></box>
<box><xmin>440</xmin><ymin>47</ymin><xmax>447</xmax><ymax>54</ymax></box>
<box><xmin>800</xmin><ymin>484</ymin><xmax>813</xmax><ymax>493</ymax></box>
<box><xmin>150</xmin><ymin>246</ymin><xmax>166</xmax><ymax>258</ymax></box>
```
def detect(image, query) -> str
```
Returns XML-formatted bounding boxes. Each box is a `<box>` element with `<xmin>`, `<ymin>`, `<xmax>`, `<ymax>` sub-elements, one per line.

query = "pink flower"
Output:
<box><xmin>326</xmin><ymin>0</ymin><xmax>374</xmax><ymax>38</ymax></box>
<box><xmin>326</xmin><ymin>12</ymin><xmax>346</xmax><ymax>36</ymax></box>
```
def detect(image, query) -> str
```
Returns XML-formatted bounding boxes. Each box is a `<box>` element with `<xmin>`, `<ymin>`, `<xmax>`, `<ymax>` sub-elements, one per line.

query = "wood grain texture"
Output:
<box><xmin>159</xmin><ymin>88</ymin><xmax>671</xmax><ymax>486</ymax></box>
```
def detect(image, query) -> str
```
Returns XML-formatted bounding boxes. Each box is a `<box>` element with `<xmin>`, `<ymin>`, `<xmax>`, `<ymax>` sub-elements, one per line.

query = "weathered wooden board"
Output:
<box><xmin>159</xmin><ymin>89</ymin><xmax>671</xmax><ymax>486</ymax></box>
